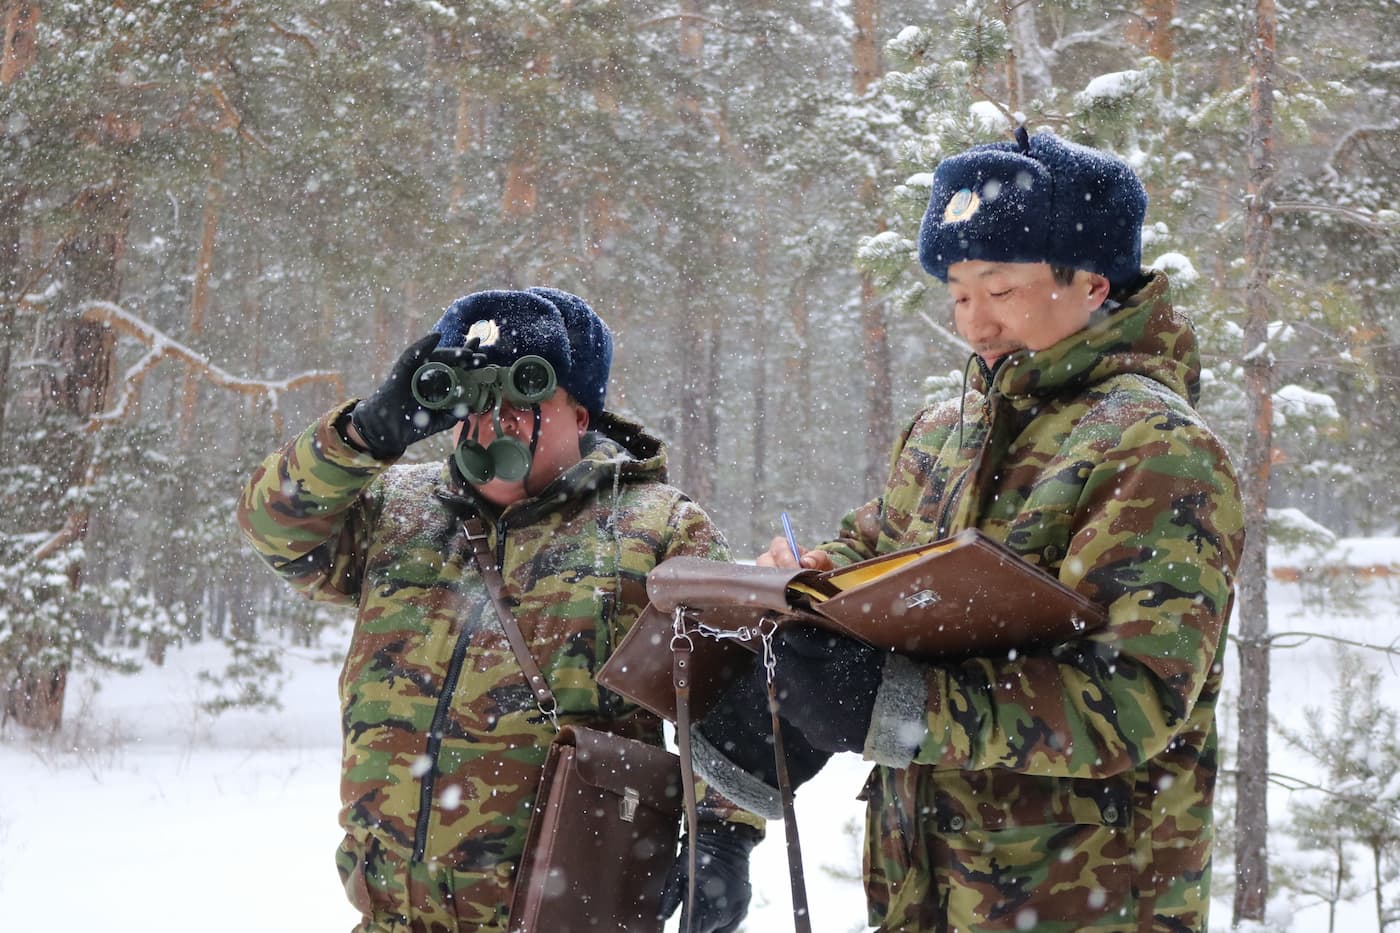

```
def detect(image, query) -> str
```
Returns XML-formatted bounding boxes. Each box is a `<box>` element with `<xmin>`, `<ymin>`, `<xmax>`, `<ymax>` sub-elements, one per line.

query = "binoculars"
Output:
<box><xmin>410</xmin><ymin>354</ymin><xmax>557</xmax><ymax>485</ymax></box>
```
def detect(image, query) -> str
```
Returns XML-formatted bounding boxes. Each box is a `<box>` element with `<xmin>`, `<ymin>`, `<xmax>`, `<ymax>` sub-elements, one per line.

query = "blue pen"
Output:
<box><xmin>780</xmin><ymin>511</ymin><xmax>802</xmax><ymax>564</ymax></box>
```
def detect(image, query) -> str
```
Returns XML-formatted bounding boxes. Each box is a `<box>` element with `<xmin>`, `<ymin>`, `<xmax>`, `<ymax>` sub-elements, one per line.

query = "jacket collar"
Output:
<box><xmin>973</xmin><ymin>271</ymin><xmax>1200</xmax><ymax>408</ymax></box>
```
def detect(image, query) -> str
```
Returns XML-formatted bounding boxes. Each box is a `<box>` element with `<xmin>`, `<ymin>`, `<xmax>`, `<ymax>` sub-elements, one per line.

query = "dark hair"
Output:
<box><xmin>1050</xmin><ymin>264</ymin><xmax>1077</xmax><ymax>286</ymax></box>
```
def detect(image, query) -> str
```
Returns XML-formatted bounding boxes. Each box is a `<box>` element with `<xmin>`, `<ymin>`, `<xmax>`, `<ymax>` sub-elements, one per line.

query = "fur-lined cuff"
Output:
<box><xmin>689</xmin><ymin>728</ymin><xmax>785</xmax><ymax>821</ymax></box>
<box><xmin>863</xmin><ymin>653</ymin><xmax>928</xmax><ymax>768</ymax></box>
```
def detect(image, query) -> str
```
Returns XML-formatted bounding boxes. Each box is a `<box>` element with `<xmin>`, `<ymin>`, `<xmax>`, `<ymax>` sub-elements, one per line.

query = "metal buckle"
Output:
<box><xmin>620</xmin><ymin>787</ymin><xmax>640</xmax><ymax>822</ymax></box>
<box><xmin>536</xmin><ymin>692</ymin><xmax>559</xmax><ymax>732</ymax></box>
<box><xmin>670</xmin><ymin>605</ymin><xmax>696</xmax><ymax>652</ymax></box>
<box><xmin>905</xmin><ymin>588</ymin><xmax>940</xmax><ymax>609</ymax></box>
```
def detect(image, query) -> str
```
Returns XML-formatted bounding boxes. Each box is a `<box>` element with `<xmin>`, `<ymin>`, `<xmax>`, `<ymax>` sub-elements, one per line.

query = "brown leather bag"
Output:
<box><xmin>456</xmin><ymin>516</ymin><xmax>683</xmax><ymax>933</ymax></box>
<box><xmin>599</xmin><ymin>528</ymin><xmax>1107</xmax><ymax>723</ymax></box>
<box><xmin>508</xmin><ymin>725</ymin><xmax>682</xmax><ymax>932</ymax></box>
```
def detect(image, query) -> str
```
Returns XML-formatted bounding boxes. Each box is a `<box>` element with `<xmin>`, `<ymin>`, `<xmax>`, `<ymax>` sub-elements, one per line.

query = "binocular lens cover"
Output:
<box><xmin>415</xmin><ymin>353</ymin><xmax>559</xmax><ymax>486</ymax></box>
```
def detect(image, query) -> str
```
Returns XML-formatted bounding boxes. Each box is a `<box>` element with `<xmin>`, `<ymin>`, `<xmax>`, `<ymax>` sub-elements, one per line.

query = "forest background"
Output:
<box><xmin>1</xmin><ymin>0</ymin><xmax>1397</xmax><ymax>928</ymax></box>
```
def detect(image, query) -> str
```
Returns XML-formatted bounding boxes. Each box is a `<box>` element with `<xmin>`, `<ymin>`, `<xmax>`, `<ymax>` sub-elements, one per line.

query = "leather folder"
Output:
<box><xmin>598</xmin><ymin>528</ymin><xmax>1107</xmax><ymax>723</ymax></box>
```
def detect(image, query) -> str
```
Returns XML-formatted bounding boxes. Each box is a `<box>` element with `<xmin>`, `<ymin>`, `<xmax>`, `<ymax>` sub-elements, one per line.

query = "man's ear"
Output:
<box><xmin>573</xmin><ymin>400</ymin><xmax>590</xmax><ymax>437</ymax></box>
<box><xmin>1086</xmin><ymin>273</ymin><xmax>1112</xmax><ymax>307</ymax></box>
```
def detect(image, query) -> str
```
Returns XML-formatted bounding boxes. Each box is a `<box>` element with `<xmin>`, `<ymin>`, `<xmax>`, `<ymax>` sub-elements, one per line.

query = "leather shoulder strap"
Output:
<box><xmin>673</xmin><ymin>619</ymin><xmax>811</xmax><ymax>933</ymax></box>
<box><xmin>462</xmin><ymin>515</ymin><xmax>557</xmax><ymax>715</ymax></box>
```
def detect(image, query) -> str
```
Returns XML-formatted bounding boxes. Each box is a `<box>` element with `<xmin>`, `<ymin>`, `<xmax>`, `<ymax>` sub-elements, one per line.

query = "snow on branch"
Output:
<box><xmin>1049</xmin><ymin>21</ymin><xmax>1129</xmax><ymax>54</ymax></box>
<box><xmin>1270</xmin><ymin>199</ymin><xmax>1395</xmax><ymax>234</ymax></box>
<box><xmin>78</xmin><ymin>300</ymin><xmax>345</xmax><ymax>436</ymax></box>
<box><xmin>1229</xmin><ymin>628</ymin><xmax>1400</xmax><ymax>660</ymax></box>
<box><xmin>1217</xmin><ymin>769</ymin><xmax>1400</xmax><ymax>821</ymax></box>
<box><xmin>636</xmin><ymin>13</ymin><xmax>737</xmax><ymax>33</ymax></box>
<box><xmin>1321</xmin><ymin>122</ymin><xmax>1397</xmax><ymax>182</ymax></box>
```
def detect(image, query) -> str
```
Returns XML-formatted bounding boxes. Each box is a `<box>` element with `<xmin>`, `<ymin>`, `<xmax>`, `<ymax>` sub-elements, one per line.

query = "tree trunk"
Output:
<box><xmin>852</xmin><ymin>0</ymin><xmax>893</xmax><ymax>499</ymax></box>
<box><xmin>450</xmin><ymin>67</ymin><xmax>474</xmax><ymax>214</ymax></box>
<box><xmin>859</xmin><ymin>249</ymin><xmax>893</xmax><ymax>497</ymax></box>
<box><xmin>10</xmin><ymin>184</ymin><xmax>129</xmax><ymax>731</ymax></box>
<box><xmin>6</xmin><ymin>666</ymin><xmax>65</xmax><ymax>733</ymax></box>
<box><xmin>1131</xmin><ymin>0</ymin><xmax>1175</xmax><ymax>63</ymax></box>
<box><xmin>2</xmin><ymin>1</ymin><xmax>40</xmax><ymax>464</ymax></box>
<box><xmin>1372</xmin><ymin>843</ymin><xmax>1383</xmax><ymax>931</ymax></box>
<box><xmin>179</xmin><ymin>145</ymin><xmax>225</xmax><ymax>445</ymax></box>
<box><xmin>500</xmin><ymin>45</ymin><xmax>548</xmax><ymax>223</ymax></box>
<box><xmin>668</xmin><ymin>0</ymin><xmax>719</xmax><ymax>504</ymax></box>
<box><xmin>1000</xmin><ymin>0</ymin><xmax>1021</xmax><ymax>111</ymax></box>
<box><xmin>1232</xmin><ymin>0</ymin><xmax>1277</xmax><ymax>924</ymax></box>
<box><xmin>697</xmin><ymin>314</ymin><xmax>721</xmax><ymax>508</ymax></box>
<box><xmin>1</xmin><ymin>1</ymin><xmax>39</xmax><ymax>84</ymax></box>
<box><xmin>0</xmin><ymin>185</ymin><xmax>22</xmax><ymax>464</ymax></box>
<box><xmin>501</xmin><ymin>148</ymin><xmax>538</xmax><ymax>221</ymax></box>
<box><xmin>749</xmin><ymin>193</ymin><xmax>771</xmax><ymax>551</ymax></box>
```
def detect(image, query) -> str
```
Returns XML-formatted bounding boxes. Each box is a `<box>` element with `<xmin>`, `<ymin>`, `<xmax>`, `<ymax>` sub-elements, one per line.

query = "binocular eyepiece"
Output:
<box><xmin>411</xmin><ymin>354</ymin><xmax>557</xmax><ymax>413</ymax></box>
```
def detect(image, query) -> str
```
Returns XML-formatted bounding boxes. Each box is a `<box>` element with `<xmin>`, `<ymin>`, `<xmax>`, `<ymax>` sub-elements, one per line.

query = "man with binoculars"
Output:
<box><xmin>238</xmin><ymin>288</ymin><xmax>761</xmax><ymax>932</ymax></box>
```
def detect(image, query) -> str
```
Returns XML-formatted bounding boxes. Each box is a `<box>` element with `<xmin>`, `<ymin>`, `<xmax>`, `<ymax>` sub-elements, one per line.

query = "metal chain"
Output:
<box><xmin>671</xmin><ymin>606</ymin><xmax>780</xmax><ymax>684</ymax></box>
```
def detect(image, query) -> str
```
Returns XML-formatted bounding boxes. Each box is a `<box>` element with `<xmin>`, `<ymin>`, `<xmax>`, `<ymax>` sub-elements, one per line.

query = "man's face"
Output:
<box><xmin>456</xmin><ymin>389</ymin><xmax>589</xmax><ymax>507</ymax></box>
<box><xmin>946</xmin><ymin>260</ymin><xmax>1110</xmax><ymax>368</ymax></box>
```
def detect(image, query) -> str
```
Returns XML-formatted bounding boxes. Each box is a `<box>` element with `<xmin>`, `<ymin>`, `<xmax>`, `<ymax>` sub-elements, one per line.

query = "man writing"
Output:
<box><xmin>693</xmin><ymin>130</ymin><xmax>1245</xmax><ymax>931</ymax></box>
<box><xmin>239</xmin><ymin>288</ymin><xmax>759</xmax><ymax>932</ymax></box>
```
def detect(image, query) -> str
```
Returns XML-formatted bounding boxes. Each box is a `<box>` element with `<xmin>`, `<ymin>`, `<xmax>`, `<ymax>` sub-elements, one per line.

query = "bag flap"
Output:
<box><xmin>558</xmin><ymin>726</ymin><xmax>683</xmax><ymax>817</ymax></box>
<box><xmin>645</xmin><ymin>556</ymin><xmax>816</xmax><ymax>613</ymax></box>
<box><xmin>813</xmin><ymin>531</ymin><xmax>1106</xmax><ymax>657</ymax></box>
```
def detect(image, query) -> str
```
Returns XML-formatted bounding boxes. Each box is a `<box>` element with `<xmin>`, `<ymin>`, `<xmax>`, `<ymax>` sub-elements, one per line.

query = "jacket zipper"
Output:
<box><xmin>412</xmin><ymin>518</ymin><xmax>502</xmax><ymax>862</ymax></box>
<box><xmin>413</xmin><ymin>600</ymin><xmax>478</xmax><ymax>861</ymax></box>
<box><xmin>495</xmin><ymin>516</ymin><xmax>509</xmax><ymax>572</ymax></box>
<box><xmin>937</xmin><ymin>399</ymin><xmax>989</xmax><ymax>537</ymax></box>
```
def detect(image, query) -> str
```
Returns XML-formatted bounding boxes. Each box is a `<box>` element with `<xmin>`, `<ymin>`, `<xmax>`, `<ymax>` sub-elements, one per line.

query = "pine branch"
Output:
<box><xmin>203</xmin><ymin>82</ymin><xmax>270</xmax><ymax>151</ymax></box>
<box><xmin>33</xmin><ymin>512</ymin><xmax>88</xmax><ymax>563</ymax></box>
<box><xmin>1231</xmin><ymin>769</ymin><xmax>1400</xmax><ymax>821</ymax></box>
<box><xmin>1242</xmin><ymin>629</ymin><xmax>1400</xmax><ymax>661</ymax></box>
<box><xmin>1321</xmin><ymin>123</ymin><xmax>1397</xmax><ymax>182</ymax></box>
<box><xmin>1048</xmin><ymin>21</ymin><xmax>1130</xmax><ymax>54</ymax></box>
<box><xmin>636</xmin><ymin>13</ymin><xmax>735</xmax><ymax>33</ymax></box>
<box><xmin>913</xmin><ymin>307</ymin><xmax>972</xmax><ymax>356</ymax></box>
<box><xmin>269</xmin><ymin>19</ymin><xmax>320</xmax><ymax>56</ymax></box>
<box><xmin>1270</xmin><ymin>200</ymin><xmax>1394</xmax><ymax>234</ymax></box>
<box><xmin>78</xmin><ymin>299</ymin><xmax>345</xmax><ymax>437</ymax></box>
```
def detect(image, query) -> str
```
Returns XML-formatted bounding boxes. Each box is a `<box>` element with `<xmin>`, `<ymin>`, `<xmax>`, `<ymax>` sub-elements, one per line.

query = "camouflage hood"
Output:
<box><xmin>982</xmin><ymin>270</ymin><xmax>1200</xmax><ymax>408</ymax></box>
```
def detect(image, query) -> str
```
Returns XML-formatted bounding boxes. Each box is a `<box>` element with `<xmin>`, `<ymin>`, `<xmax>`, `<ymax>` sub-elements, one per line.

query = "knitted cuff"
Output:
<box><xmin>863</xmin><ymin>652</ymin><xmax>928</xmax><ymax>768</ymax></box>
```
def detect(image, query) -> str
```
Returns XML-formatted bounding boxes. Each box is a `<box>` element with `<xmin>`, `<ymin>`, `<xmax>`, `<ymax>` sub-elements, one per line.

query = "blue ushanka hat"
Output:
<box><xmin>918</xmin><ymin>130</ymin><xmax>1148</xmax><ymax>288</ymax></box>
<box><xmin>431</xmin><ymin>289</ymin><xmax>573</xmax><ymax>400</ymax></box>
<box><xmin>527</xmin><ymin>287</ymin><xmax>613</xmax><ymax>422</ymax></box>
<box><xmin>432</xmin><ymin>287</ymin><xmax>614</xmax><ymax>421</ymax></box>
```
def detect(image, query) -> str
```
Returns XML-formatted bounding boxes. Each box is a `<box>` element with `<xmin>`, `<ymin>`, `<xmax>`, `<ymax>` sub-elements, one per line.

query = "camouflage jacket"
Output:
<box><xmin>834</xmin><ymin>272</ymin><xmax>1245</xmax><ymax>932</ymax></box>
<box><xmin>238</xmin><ymin>405</ymin><xmax>755</xmax><ymax>915</ymax></box>
<box><xmin>698</xmin><ymin>272</ymin><xmax>1242</xmax><ymax>932</ymax></box>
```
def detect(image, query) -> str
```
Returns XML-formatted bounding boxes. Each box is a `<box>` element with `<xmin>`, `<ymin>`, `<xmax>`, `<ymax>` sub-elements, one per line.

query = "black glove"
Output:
<box><xmin>348</xmin><ymin>333</ymin><xmax>479</xmax><ymax>459</ymax></box>
<box><xmin>697</xmin><ymin>653</ymin><xmax>832</xmax><ymax>790</ymax></box>
<box><xmin>771</xmin><ymin>625</ymin><xmax>885</xmax><ymax>754</ymax></box>
<box><xmin>658</xmin><ymin>822</ymin><xmax>761</xmax><ymax>933</ymax></box>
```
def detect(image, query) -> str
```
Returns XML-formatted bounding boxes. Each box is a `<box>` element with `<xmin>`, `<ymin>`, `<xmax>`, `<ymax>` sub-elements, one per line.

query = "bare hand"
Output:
<box><xmin>755</xmin><ymin>536</ymin><xmax>835</xmax><ymax>571</ymax></box>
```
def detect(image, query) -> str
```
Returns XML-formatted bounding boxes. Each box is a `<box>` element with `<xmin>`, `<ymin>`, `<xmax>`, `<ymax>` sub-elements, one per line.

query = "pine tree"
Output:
<box><xmin>1276</xmin><ymin>650</ymin><xmax>1400</xmax><ymax>931</ymax></box>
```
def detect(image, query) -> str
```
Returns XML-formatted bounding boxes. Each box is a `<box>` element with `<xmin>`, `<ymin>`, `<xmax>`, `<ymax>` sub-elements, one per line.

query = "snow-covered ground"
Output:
<box><xmin>1</xmin><ymin>543</ymin><xmax>1396</xmax><ymax>932</ymax></box>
